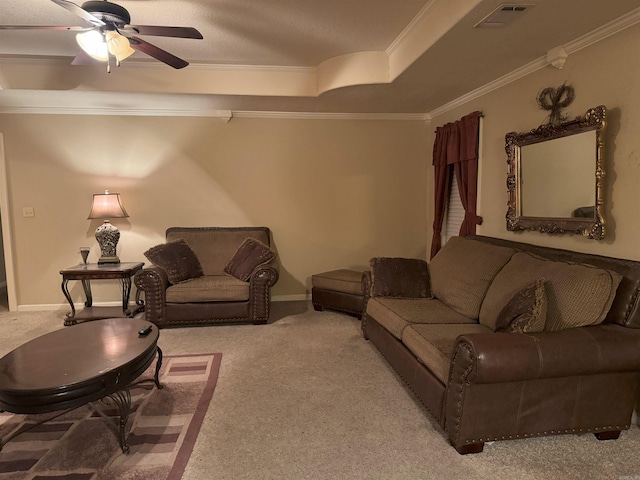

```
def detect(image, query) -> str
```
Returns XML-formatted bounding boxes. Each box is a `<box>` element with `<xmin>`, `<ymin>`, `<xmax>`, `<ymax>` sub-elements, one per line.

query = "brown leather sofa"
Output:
<box><xmin>135</xmin><ymin>226</ymin><xmax>278</xmax><ymax>328</ymax></box>
<box><xmin>362</xmin><ymin>235</ymin><xmax>640</xmax><ymax>454</ymax></box>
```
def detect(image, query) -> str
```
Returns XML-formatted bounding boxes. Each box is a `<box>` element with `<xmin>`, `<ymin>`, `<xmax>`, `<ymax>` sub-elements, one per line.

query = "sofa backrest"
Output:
<box><xmin>429</xmin><ymin>236</ymin><xmax>516</xmax><ymax>319</ymax></box>
<box><xmin>166</xmin><ymin>227</ymin><xmax>271</xmax><ymax>276</ymax></box>
<box><xmin>468</xmin><ymin>235</ymin><xmax>640</xmax><ymax>329</ymax></box>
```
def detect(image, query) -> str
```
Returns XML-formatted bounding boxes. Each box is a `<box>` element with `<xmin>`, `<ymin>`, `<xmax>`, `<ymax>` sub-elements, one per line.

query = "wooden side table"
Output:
<box><xmin>60</xmin><ymin>262</ymin><xmax>144</xmax><ymax>326</ymax></box>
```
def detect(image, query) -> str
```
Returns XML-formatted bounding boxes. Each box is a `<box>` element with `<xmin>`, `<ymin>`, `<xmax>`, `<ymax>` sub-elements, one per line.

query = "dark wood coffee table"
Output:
<box><xmin>0</xmin><ymin>317</ymin><xmax>162</xmax><ymax>453</ymax></box>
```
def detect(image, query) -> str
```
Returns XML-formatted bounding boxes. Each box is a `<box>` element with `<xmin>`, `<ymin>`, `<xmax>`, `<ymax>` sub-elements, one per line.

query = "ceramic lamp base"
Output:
<box><xmin>95</xmin><ymin>220</ymin><xmax>121</xmax><ymax>264</ymax></box>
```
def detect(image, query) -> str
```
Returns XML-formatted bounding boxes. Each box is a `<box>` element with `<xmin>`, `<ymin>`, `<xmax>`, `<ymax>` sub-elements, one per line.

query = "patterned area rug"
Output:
<box><xmin>0</xmin><ymin>353</ymin><xmax>222</xmax><ymax>480</ymax></box>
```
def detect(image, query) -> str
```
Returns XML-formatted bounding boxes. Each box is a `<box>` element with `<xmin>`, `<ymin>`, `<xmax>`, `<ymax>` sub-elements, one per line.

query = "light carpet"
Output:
<box><xmin>0</xmin><ymin>353</ymin><xmax>221</xmax><ymax>480</ymax></box>
<box><xmin>0</xmin><ymin>304</ymin><xmax>639</xmax><ymax>480</ymax></box>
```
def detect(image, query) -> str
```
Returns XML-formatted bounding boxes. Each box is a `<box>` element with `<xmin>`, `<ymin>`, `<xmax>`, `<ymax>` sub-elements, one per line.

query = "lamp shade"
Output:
<box><xmin>88</xmin><ymin>190</ymin><xmax>129</xmax><ymax>220</ymax></box>
<box><xmin>106</xmin><ymin>31</ymin><xmax>135</xmax><ymax>62</ymax></box>
<box><xmin>76</xmin><ymin>30</ymin><xmax>135</xmax><ymax>64</ymax></box>
<box><xmin>76</xmin><ymin>30</ymin><xmax>109</xmax><ymax>61</ymax></box>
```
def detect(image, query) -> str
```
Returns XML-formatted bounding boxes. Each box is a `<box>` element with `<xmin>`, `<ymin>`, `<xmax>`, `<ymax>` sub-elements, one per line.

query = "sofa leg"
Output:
<box><xmin>595</xmin><ymin>430</ymin><xmax>621</xmax><ymax>441</ymax></box>
<box><xmin>453</xmin><ymin>442</ymin><xmax>484</xmax><ymax>455</ymax></box>
<box><xmin>312</xmin><ymin>302</ymin><xmax>323</xmax><ymax>312</ymax></box>
<box><xmin>253</xmin><ymin>319</ymin><xmax>268</xmax><ymax>325</ymax></box>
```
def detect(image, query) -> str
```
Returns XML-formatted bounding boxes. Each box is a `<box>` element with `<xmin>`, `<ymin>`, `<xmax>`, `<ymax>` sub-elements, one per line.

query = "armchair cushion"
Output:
<box><xmin>144</xmin><ymin>239</ymin><xmax>204</xmax><ymax>284</ymax></box>
<box><xmin>369</xmin><ymin>257</ymin><xmax>431</xmax><ymax>299</ymax></box>
<box><xmin>166</xmin><ymin>275</ymin><xmax>250</xmax><ymax>303</ymax></box>
<box><xmin>224</xmin><ymin>237</ymin><xmax>276</xmax><ymax>281</ymax></box>
<box><xmin>494</xmin><ymin>279</ymin><xmax>547</xmax><ymax>333</ymax></box>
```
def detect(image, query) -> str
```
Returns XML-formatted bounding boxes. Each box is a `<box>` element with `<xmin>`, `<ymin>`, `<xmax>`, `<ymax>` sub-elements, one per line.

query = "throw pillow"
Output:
<box><xmin>495</xmin><ymin>279</ymin><xmax>547</xmax><ymax>333</ymax></box>
<box><xmin>369</xmin><ymin>257</ymin><xmax>431</xmax><ymax>299</ymax></box>
<box><xmin>144</xmin><ymin>239</ymin><xmax>204</xmax><ymax>284</ymax></box>
<box><xmin>224</xmin><ymin>237</ymin><xmax>276</xmax><ymax>281</ymax></box>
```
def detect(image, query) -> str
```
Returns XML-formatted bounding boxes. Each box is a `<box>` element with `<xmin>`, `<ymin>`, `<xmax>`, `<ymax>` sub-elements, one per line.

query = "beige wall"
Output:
<box><xmin>427</xmin><ymin>23</ymin><xmax>640</xmax><ymax>261</ymax></box>
<box><xmin>0</xmin><ymin>115</ymin><xmax>429</xmax><ymax>309</ymax></box>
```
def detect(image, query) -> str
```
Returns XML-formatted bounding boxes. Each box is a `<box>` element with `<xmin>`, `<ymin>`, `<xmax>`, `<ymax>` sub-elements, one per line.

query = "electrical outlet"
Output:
<box><xmin>23</xmin><ymin>207</ymin><xmax>35</xmax><ymax>218</ymax></box>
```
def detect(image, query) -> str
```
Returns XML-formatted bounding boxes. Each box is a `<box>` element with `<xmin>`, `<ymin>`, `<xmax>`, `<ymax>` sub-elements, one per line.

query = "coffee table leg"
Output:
<box><xmin>154</xmin><ymin>347</ymin><xmax>164</xmax><ymax>390</ymax></box>
<box><xmin>103</xmin><ymin>390</ymin><xmax>132</xmax><ymax>453</ymax></box>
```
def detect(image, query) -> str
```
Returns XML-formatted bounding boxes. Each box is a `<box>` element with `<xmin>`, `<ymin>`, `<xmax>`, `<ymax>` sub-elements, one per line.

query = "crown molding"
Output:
<box><xmin>0</xmin><ymin>100</ymin><xmax>429</xmax><ymax>121</ymax></box>
<box><xmin>232</xmin><ymin>111</ymin><xmax>429</xmax><ymax>121</ymax></box>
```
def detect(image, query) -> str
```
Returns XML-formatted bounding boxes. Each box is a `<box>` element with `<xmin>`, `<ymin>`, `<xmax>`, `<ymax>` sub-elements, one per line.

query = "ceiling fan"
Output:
<box><xmin>0</xmin><ymin>0</ymin><xmax>203</xmax><ymax>71</ymax></box>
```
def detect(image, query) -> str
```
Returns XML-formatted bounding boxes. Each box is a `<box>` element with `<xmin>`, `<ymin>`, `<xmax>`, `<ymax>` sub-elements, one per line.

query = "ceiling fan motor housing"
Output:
<box><xmin>81</xmin><ymin>1</ymin><xmax>131</xmax><ymax>26</ymax></box>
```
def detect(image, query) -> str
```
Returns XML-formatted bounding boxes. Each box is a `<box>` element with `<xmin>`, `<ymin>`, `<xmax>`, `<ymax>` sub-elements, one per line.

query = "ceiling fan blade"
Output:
<box><xmin>0</xmin><ymin>25</ymin><xmax>90</xmax><ymax>31</ymax></box>
<box><xmin>50</xmin><ymin>0</ymin><xmax>105</xmax><ymax>27</ymax></box>
<box><xmin>125</xmin><ymin>25</ymin><xmax>203</xmax><ymax>39</ymax></box>
<box><xmin>129</xmin><ymin>36</ymin><xmax>189</xmax><ymax>69</ymax></box>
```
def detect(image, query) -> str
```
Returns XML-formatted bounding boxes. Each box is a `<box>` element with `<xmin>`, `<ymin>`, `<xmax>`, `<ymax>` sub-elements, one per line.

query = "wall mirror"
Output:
<box><xmin>505</xmin><ymin>105</ymin><xmax>606</xmax><ymax>239</ymax></box>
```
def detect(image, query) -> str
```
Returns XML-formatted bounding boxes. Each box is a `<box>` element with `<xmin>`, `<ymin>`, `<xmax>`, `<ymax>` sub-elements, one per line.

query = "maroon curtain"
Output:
<box><xmin>430</xmin><ymin>111</ymin><xmax>483</xmax><ymax>259</ymax></box>
<box><xmin>430</xmin><ymin>124</ymin><xmax>453</xmax><ymax>258</ymax></box>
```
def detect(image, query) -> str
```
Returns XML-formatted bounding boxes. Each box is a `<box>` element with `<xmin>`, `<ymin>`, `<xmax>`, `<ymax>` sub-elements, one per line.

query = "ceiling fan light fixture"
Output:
<box><xmin>76</xmin><ymin>29</ymin><xmax>108</xmax><ymax>61</ymax></box>
<box><xmin>106</xmin><ymin>31</ymin><xmax>134</xmax><ymax>62</ymax></box>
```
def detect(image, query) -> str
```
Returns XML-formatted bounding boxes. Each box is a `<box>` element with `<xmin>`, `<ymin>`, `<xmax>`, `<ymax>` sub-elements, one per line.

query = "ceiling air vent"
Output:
<box><xmin>474</xmin><ymin>4</ymin><xmax>534</xmax><ymax>28</ymax></box>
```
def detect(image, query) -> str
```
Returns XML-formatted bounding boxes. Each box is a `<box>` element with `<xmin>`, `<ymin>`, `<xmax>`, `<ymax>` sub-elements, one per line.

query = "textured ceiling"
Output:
<box><xmin>1</xmin><ymin>0</ymin><xmax>640</xmax><ymax>116</ymax></box>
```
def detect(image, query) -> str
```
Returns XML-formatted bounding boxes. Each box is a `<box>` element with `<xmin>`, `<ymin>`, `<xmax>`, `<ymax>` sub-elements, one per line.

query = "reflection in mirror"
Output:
<box><xmin>520</xmin><ymin>131</ymin><xmax>596</xmax><ymax>218</ymax></box>
<box><xmin>506</xmin><ymin>105</ymin><xmax>606</xmax><ymax>239</ymax></box>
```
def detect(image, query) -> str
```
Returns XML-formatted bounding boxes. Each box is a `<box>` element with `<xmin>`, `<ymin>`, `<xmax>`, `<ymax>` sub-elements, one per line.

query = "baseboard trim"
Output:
<box><xmin>17</xmin><ymin>298</ymin><xmax>310</xmax><ymax>312</ymax></box>
<box><xmin>17</xmin><ymin>301</ymin><xmax>123</xmax><ymax>313</ymax></box>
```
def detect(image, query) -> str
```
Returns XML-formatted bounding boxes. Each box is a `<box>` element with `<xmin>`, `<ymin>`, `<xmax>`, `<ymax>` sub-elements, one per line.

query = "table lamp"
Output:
<box><xmin>87</xmin><ymin>190</ymin><xmax>129</xmax><ymax>264</ymax></box>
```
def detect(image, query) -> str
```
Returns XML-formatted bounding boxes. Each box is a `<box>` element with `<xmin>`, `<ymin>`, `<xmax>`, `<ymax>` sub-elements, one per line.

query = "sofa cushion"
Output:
<box><xmin>428</xmin><ymin>236</ymin><xmax>516</xmax><ymax>319</ymax></box>
<box><xmin>479</xmin><ymin>252</ymin><xmax>622</xmax><ymax>332</ymax></box>
<box><xmin>144</xmin><ymin>239</ymin><xmax>204</xmax><ymax>284</ymax></box>
<box><xmin>369</xmin><ymin>257</ymin><xmax>431</xmax><ymax>298</ymax></box>
<box><xmin>166</xmin><ymin>275</ymin><xmax>250</xmax><ymax>303</ymax></box>
<box><xmin>366</xmin><ymin>297</ymin><xmax>476</xmax><ymax>340</ymax></box>
<box><xmin>402</xmin><ymin>323</ymin><xmax>493</xmax><ymax>384</ymax></box>
<box><xmin>495</xmin><ymin>279</ymin><xmax>547</xmax><ymax>333</ymax></box>
<box><xmin>224</xmin><ymin>237</ymin><xmax>276</xmax><ymax>281</ymax></box>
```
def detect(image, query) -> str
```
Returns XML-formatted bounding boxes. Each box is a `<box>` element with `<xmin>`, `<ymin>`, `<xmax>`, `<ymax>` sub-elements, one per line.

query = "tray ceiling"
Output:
<box><xmin>1</xmin><ymin>0</ymin><xmax>639</xmax><ymax>116</ymax></box>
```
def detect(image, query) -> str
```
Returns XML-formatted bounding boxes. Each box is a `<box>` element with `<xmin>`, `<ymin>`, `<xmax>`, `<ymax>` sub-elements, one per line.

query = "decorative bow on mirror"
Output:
<box><xmin>536</xmin><ymin>84</ymin><xmax>575</xmax><ymax>126</ymax></box>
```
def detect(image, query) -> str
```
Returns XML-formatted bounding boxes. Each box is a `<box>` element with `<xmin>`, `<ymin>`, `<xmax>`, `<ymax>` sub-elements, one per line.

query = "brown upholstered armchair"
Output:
<box><xmin>134</xmin><ymin>227</ymin><xmax>278</xmax><ymax>328</ymax></box>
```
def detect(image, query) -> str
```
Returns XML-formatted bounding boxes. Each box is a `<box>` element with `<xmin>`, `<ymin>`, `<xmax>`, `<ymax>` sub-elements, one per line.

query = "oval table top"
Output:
<box><xmin>0</xmin><ymin>317</ymin><xmax>159</xmax><ymax>414</ymax></box>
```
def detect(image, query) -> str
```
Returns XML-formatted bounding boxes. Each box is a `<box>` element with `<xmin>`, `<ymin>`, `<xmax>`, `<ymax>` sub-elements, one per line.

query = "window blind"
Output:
<box><xmin>444</xmin><ymin>169</ymin><xmax>465</xmax><ymax>242</ymax></box>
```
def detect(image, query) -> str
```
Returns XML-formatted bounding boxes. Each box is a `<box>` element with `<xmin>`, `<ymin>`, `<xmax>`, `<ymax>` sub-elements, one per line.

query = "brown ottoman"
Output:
<box><xmin>311</xmin><ymin>269</ymin><xmax>366</xmax><ymax>318</ymax></box>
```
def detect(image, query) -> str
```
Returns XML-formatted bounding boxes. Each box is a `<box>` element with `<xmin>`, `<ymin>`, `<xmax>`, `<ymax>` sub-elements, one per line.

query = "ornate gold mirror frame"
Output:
<box><xmin>505</xmin><ymin>105</ymin><xmax>606</xmax><ymax>239</ymax></box>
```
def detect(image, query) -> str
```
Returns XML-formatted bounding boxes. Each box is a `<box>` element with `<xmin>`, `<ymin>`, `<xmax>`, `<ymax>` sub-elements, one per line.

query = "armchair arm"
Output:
<box><xmin>247</xmin><ymin>262</ymin><xmax>279</xmax><ymax>324</ymax></box>
<box><xmin>134</xmin><ymin>266</ymin><xmax>169</xmax><ymax>326</ymax></box>
<box><xmin>450</xmin><ymin>324</ymin><xmax>640</xmax><ymax>386</ymax></box>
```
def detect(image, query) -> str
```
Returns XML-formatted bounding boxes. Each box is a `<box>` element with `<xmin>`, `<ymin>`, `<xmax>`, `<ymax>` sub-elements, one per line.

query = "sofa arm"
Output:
<box><xmin>134</xmin><ymin>266</ymin><xmax>169</xmax><ymax>326</ymax></box>
<box><xmin>450</xmin><ymin>324</ymin><xmax>640</xmax><ymax>385</ymax></box>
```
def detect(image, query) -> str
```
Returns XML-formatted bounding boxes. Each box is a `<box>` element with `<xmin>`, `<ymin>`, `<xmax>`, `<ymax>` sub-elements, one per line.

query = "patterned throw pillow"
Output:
<box><xmin>224</xmin><ymin>238</ymin><xmax>276</xmax><ymax>281</ymax></box>
<box><xmin>144</xmin><ymin>239</ymin><xmax>204</xmax><ymax>284</ymax></box>
<box><xmin>369</xmin><ymin>257</ymin><xmax>431</xmax><ymax>299</ymax></box>
<box><xmin>495</xmin><ymin>279</ymin><xmax>547</xmax><ymax>333</ymax></box>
